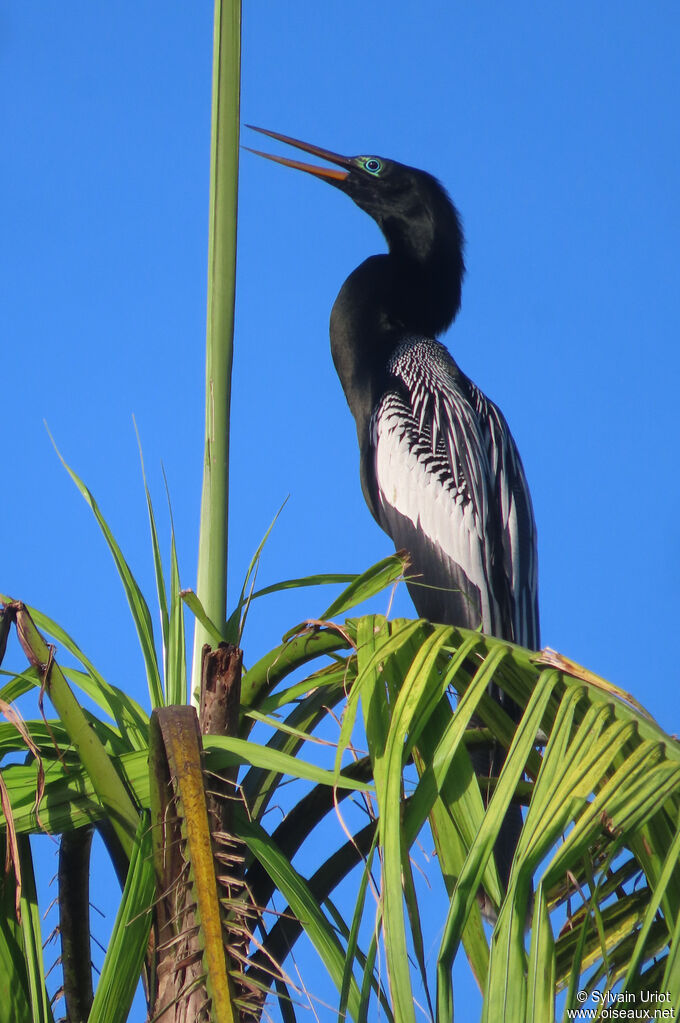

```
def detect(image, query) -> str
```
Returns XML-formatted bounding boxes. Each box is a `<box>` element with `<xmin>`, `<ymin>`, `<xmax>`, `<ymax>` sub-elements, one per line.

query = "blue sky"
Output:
<box><xmin>3</xmin><ymin>3</ymin><xmax>680</xmax><ymax>1018</ymax></box>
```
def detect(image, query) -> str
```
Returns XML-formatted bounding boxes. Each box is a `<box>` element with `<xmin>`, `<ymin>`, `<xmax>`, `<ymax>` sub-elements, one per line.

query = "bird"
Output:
<box><xmin>247</xmin><ymin>126</ymin><xmax>539</xmax><ymax>912</ymax></box>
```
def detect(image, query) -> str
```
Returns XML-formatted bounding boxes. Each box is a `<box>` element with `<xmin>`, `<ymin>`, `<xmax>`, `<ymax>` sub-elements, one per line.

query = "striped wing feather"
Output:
<box><xmin>370</xmin><ymin>338</ymin><xmax>539</xmax><ymax>649</ymax></box>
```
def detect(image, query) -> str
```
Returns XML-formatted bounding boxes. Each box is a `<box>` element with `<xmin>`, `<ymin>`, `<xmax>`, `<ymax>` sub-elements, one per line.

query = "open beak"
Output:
<box><xmin>244</xmin><ymin>125</ymin><xmax>351</xmax><ymax>183</ymax></box>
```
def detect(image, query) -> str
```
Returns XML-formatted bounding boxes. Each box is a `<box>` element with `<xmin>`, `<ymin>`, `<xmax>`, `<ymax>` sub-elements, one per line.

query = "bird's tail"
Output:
<box><xmin>469</xmin><ymin>685</ymin><xmax>525</xmax><ymax>918</ymax></box>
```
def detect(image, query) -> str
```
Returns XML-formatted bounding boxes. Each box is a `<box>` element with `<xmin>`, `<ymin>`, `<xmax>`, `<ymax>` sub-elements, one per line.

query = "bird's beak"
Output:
<box><xmin>244</xmin><ymin>125</ymin><xmax>351</xmax><ymax>183</ymax></box>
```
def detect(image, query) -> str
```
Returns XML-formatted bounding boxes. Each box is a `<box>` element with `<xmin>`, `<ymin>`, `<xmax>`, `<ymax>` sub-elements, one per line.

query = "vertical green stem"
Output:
<box><xmin>192</xmin><ymin>0</ymin><xmax>242</xmax><ymax>697</ymax></box>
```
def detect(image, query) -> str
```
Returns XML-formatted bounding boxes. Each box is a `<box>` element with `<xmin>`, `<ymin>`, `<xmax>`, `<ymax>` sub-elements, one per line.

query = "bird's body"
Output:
<box><xmin>357</xmin><ymin>336</ymin><xmax>538</xmax><ymax>649</ymax></box>
<box><xmin>249</xmin><ymin>128</ymin><xmax>539</xmax><ymax>905</ymax></box>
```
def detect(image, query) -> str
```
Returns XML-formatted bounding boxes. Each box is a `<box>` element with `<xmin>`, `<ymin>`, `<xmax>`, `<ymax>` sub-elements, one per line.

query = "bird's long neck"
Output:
<box><xmin>329</xmin><ymin>197</ymin><xmax>464</xmax><ymax>441</ymax></box>
<box><xmin>379</xmin><ymin>193</ymin><xmax>465</xmax><ymax>333</ymax></box>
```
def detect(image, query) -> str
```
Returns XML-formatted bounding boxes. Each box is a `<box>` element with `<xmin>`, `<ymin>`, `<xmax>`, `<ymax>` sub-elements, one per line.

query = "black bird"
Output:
<box><xmin>248</xmin><ymin>126</ymin><xmax>539</xmax><ymax>910</ymax></box>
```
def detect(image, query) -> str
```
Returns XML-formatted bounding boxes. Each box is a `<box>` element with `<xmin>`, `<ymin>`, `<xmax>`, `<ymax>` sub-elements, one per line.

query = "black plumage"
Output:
<box><xmin>248</xmin><ymin>126</ymin><xmax>539</xmax><ymax>907</ymax></box>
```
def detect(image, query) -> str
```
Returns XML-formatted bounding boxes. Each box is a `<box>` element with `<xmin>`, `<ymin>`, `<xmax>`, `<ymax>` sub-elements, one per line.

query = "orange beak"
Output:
<box><xmin>244</xmin><ymin>125</ymin><xmax>351</xmax><ymax>183</ymax></box>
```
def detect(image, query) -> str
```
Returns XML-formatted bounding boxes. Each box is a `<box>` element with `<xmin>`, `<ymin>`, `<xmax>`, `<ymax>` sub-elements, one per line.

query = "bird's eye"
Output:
<box><xmin>363</xmin><ymin>158</ymin><xmax>382</xmax><ymax>175</ymax></box>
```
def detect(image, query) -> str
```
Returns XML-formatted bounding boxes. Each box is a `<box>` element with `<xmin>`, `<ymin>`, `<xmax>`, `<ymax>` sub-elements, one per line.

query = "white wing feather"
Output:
<box><xmin>371</xmin><ymin>338</ymin><xmax>538</xmax><ymax>645</ymax></box>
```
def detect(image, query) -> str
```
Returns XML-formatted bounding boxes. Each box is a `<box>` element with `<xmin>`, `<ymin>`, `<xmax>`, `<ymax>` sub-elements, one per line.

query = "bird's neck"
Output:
<box><xmin>379</xmin><ymin>190</ymin><xmax>465</xmax><ymax>334</ymax></box>
<box><xmin>329</xmin><ymin>206</ymin><xmax>464</xmax><ymax>440</ymax></box>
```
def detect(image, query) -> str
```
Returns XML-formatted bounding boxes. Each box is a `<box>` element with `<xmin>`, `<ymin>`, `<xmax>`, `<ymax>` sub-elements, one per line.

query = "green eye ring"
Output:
<box><xmin>362</xmin><ymin>157</ymin><xmax>382</xmax><ymax>175</ymax></box>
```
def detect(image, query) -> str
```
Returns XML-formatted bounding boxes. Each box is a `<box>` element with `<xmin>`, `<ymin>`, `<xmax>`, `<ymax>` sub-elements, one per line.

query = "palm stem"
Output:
<box><xmin>191</xmin><ymin>0</ymin><xmax>242</xmax><ymax>698</ymax></box>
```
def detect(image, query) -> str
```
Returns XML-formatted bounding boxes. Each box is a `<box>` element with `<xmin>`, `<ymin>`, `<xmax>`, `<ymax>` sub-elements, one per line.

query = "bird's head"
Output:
<box><xmin>245</xmin><ymin>125</ymin><xmax>462</xmax><ymax>264</ymax></box>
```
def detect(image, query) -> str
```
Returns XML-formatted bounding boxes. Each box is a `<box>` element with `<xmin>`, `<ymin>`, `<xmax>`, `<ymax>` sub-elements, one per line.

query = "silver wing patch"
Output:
<box><xmin>370</xmin><ymin>338</ymin><xmax>538</xmax><ymax>646</ymax></box>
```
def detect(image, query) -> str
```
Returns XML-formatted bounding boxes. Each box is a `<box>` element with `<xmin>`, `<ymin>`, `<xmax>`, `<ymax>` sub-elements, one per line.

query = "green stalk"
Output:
<box><xmin>191</xmin><ymin>0</ymin><xmax>242</xmax><ymax>697</ymax></box>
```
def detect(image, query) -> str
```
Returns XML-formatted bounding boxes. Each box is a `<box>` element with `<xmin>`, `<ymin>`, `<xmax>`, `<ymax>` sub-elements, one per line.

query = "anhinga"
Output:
<box><xmin>248</xmin><ymin>126</ymin><xmax>539</xmax><ymax>909</ymax></box>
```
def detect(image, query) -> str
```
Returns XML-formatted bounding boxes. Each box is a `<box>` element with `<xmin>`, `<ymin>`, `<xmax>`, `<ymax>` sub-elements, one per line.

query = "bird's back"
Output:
<box><xmin>364</xmin><ymin>337</ymin><xmax>539</xmax><ymax>650</ymax></box>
